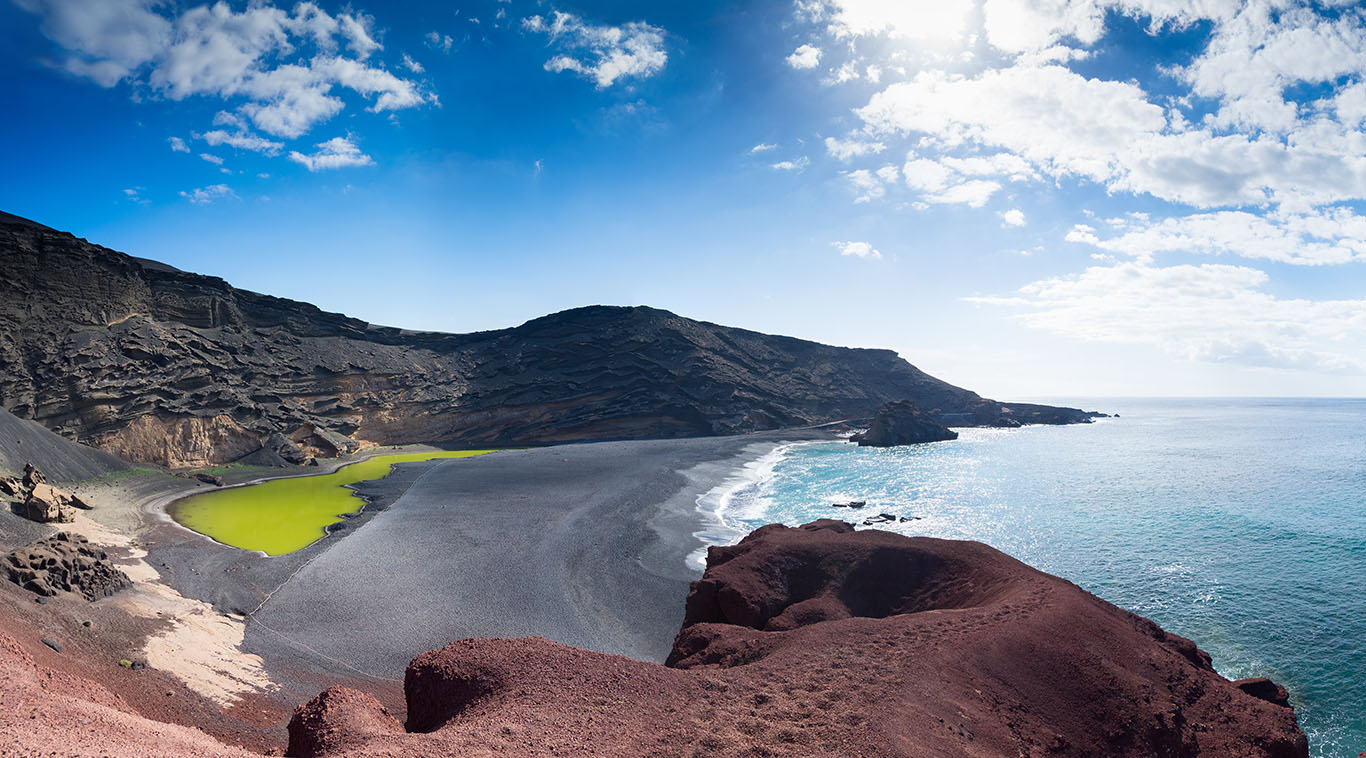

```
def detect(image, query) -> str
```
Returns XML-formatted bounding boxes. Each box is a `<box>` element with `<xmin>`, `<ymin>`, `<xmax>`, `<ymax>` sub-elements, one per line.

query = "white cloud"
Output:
<box><xmin>813</xmin><ymin>0</ymin><xmax>976</xmax><ymax>43</ymax></box>
<box><xmin>750</xmin><ymin>142</ymin><xmax>778</xmax><ymax>153</ymax></box>
<box><xmin>824</xmin><ymin>136</ymin><xmax>885</xmax><ymax>160</ymax></box>
<box><xmin>17</xmin><ymin>1</ymin><xmax>432</xmax><ymax>142</ymax></box>
<box><xmin>425</xmin><ymin>31</ymin><xmax>453</xmax><ymax>53</ymax></box>
<box><xmin>287</xmin><ymin>135</ymin><xmax>375</xmax><ymax>171</ymax></box>
<box><xmin>787</xmin><ymin>44</ymin><xmax>822</xmax><ymax>69</ymax></box>
<box><xmin>1001</xmin><ymin>208</ymin><xmax>1026</xmax><ymax>226</ymax></box>
<box><xmin>524</xmin><ymin>11</ymin><xmax>667</xmax><ymax>88</ymax></box>
<box><xmin>771</xmin><ymin>157</ymin><xmax>811</xmax><ymax>172</ymax></box>
<box><xmin>902</xmin><ymin>156</ymin><xmax>1003</xmax><ymax>207</ymax></box>
<box><xmin>834</xmin><ymin>240</ymin><xmax>882</xmax><ymax>259</ymax></box>
<box><xmin>1064</xmin><ymin>208</ymin><xmax>1366</xmax><ymax>266</ymax></box>
<box><xmin>971</xmin><ymin>260</ymin><xmax>1366</xmax><ymax>373</ymax></box>
<box><xmin>199</xmin><ymin>152</ymin><xmax>223</xmax><ymax>165</ymax></box>
<box><xmin>844</xmin><ymin>168</ymin><xmax>885</xmax><ymax>203</ymax></box>
<box><xmin>179</xmin><ymin>183</ymin><xmax>236</xmax><ymax>205</ymax></box>
<box><xmin>122</xmin><ymin>187</ymin><xmax>149</xmax><ymax>205</ymax></box>
<box><xmin>198</xmin><ymin>128</ymin><xmax>282</xmax><ymax>154</ymax></box>
<box><xmin>337</xmin><ymin>12</ymin><xmax>380</xmax><ymax>60</ymax></box>
<box><xmin>401</xmin><ymin>53</ymin><xmax>423</xmax><ymax>73</ymax></box>
<box><xmin>167</xmin><ymin>135</ymin><xmax>189</xmax><ymax>152</ymax></box>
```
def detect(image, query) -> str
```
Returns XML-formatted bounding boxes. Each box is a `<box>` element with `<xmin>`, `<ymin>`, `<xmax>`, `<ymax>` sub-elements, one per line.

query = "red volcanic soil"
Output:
<box><xmin>285</xmin><ymin>520</ymin><xmax>1307</xmax><ymax>758</ymax></box>
<box><xmin>0</xmin><ymin>520</ymin><xmax>1309</xmax><ymax>757</ymax></box>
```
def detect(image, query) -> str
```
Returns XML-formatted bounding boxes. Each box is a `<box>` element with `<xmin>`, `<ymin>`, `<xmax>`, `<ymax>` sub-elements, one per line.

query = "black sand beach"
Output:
<box><xmin>147</xmin><ymin>433</ymin><xmax>830</xmax><ymax>690</ymax></box>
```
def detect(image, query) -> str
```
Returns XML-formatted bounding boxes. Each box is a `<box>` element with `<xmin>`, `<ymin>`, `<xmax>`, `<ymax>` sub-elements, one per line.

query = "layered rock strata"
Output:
<box><xmin>1</xmin><ymin>214</ymin><xmax>1102</xmax><ymax>467</ymax></box>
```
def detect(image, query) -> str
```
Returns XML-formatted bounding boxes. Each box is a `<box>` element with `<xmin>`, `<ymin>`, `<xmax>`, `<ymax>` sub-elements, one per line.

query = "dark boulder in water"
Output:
<box><xmin>851</xmin><ymin>400</ymin><xmax>958</xmax><ymax>447</ymax></box>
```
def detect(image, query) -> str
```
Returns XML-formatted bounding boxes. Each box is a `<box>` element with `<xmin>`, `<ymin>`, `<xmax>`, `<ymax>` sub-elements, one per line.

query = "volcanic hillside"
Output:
<box><xmin>0</xmin><ymin>213</ymin><xmax>1097</xmax><ymax>467</ymax></box>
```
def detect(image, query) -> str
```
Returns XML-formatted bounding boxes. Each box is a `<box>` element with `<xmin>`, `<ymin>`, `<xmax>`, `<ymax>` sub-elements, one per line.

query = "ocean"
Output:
<box><xmin>694</xmin><ymin>398</ymin><xmax>1365</xmax><ymax>757</ymax></box>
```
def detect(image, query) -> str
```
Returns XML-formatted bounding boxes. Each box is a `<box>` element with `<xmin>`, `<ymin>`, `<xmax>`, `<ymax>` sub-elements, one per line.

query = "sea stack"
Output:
<box><xmin>851</xmin><ymin>399</ymin><xmax>959</xmax><ymax>446</ymax></box>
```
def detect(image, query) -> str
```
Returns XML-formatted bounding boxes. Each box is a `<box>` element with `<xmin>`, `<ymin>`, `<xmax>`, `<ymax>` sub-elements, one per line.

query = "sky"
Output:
<box><xmin>2</xmin><ymin>0</ymin><xmax>1364</xmax><ymax>399</ymax></box>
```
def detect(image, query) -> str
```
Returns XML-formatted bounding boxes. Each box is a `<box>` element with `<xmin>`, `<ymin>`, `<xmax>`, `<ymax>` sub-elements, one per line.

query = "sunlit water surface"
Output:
<box><xmin>697</xmin><ymin>398</ymin><xmax>1365</xmax><ymax>758</ymax></box>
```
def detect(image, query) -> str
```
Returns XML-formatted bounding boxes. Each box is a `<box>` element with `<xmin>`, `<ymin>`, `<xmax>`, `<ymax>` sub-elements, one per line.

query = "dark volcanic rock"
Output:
<box><xmin>851</xmin><ymin>399</ymin><xmax>958</xmax><ymax>446</ymax></box>
<box><xmin>283</xmin><ymin>521</ymin><xmax>1307</xmax><ymax>758</ymax></box>
<box><xmin>4</xmin><ymin>532</ymin><xmax>131</xmax><ymax>599</ymax></box>
<box><xmin>1</xmin><ymin>214</ymin><xmax>1101</xmax><ymax>467</ymax></box>
<box><xmin>1235</xmin><ymin>678</ymin><xmax>1293</xmax><ymax>708</ymax></box>
<box><xmin>193</xmin><ymin>473</ymin><xmax>225</xmax><ymax>487</ymax></box>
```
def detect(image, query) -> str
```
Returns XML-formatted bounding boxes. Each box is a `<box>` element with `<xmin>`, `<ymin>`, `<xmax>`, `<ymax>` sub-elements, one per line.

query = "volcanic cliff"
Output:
<box><xmin>0</xmin><ymin>213</ymin><xmax>1099</xmax><ymax>467</ymax></box>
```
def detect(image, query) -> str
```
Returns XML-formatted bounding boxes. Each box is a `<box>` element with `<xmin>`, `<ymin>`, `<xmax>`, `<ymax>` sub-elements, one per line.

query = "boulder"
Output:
<box><xmin>0</xmin><ymin>476</ymin><xmax>22</xmax><ymax>497</ymax></box>
<box><xmin>287</xmin><ymin>686</ymin><xmax>403</xmax><ymax>757</ymax></box>
<box><xmin>24</xmin><ymin>483</ymin><xmax>77</xmax><ymax>523</ymax></box>
<box><xmin>4</xmin><ymin>532</ymin><xmax>131</xmax><ymax>600</ymax></box>
<box><xmin>22</xmin><ymin>462</ymin><xmax>45</xmax><ymax>489</ymax></box>
<box><xmin>194</xmin><ymin>473</ymin><xmax>225</xmax><ymax>487</ymax></box>
<box><xmin>1235</xmin><ymin>678</ymin><xmax>1292</xmax><ymax>708</ymax></box>
<box><xmin>850</xmin><ymin>400</ymin><xmax>958</xmax><ymax>447</ymax></box>
<box><xmin>68</xmin><ymin>493</ymin><xmax>95</xmax><ymax>510</ymax></box>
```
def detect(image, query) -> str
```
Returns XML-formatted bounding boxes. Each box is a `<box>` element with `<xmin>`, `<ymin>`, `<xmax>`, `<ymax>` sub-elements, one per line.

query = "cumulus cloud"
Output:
<box><xmin>401</xmin><ymin>53</ymin><xmax>423</xmax><ymax>73</ymax></box>
<box><xmin>787</xmin><ymin>44</ymin><xmax>822</xmax><ymax>69</ymax></box>
<box><xmin>1001</xmin><ymin>208</ymin><xmax>1026</xmax><ymax>226</ymax></box>
<box><xmin>808</xmin><ymin>0</ymin><xmax>976</xmax><ymax>43</ymax></box>
<box><xmin>771</xmin><ymin>157</ymin><xmax>810</xmax><ymax>172</ymax></box>
<box><xmin>824</xmin><ymin>136</ymin><xmax>884</xmax><ymax>160</ymax></box>
<box><xmin>167</xmin><ymin>135</ymin><xmax>189</xmax><ymax>152</ymax></box>
<box><xmin>750</xmin><ymin>142</ymin><xmax>778</xmax><ymax>153</ymax></box>
<box><xmin>17</xmin><ymin>0</ymin><xmax>432</xmax><ymax>143</ymax></box>
<box><xmin>834</xmin><ymin>240</ymin><xmax>882</xmax><ymax>259</ymax></box>
<box><xmin>199</xmin><ymin>152</ymin><xmax>223</xmax><ymax>165</ymax></box>
<box><xmin>287</xmin><ymin>135</ymin><xmax>375</xmax><ymax>171</ymax></box>
<box><xmin>523</xmin><ymin>11</ymin><xmax>667</xmax><ymax>88</ymax></box>
<box><xmin>971</xmin><ymin>260</ymin><xmax>1366</xmax><ymax>373</ymax></box>
<box><xmin>179</xmin><ymin>183</ymin><xmax>236</xmax><ymax>204</ymax></box>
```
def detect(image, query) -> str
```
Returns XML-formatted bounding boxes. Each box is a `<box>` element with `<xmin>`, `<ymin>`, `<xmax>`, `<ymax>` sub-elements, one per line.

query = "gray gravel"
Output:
<box><xmin>245</xmin><ymin>434</ymin><xmax>821</xmax><ymax>682</ymax></box>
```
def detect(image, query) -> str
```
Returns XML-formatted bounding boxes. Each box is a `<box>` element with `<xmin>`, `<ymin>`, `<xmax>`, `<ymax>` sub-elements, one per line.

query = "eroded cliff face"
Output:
<box><xmin>0</xmin><ymin>215</ymin><xmax>1099</xmax><ymax>466</ymax></box>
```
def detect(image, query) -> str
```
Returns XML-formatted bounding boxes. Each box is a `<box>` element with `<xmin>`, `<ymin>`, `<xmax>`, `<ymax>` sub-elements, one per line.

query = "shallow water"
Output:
<box><xmin>171</xmin><ymin>450</ymin><xmax>494</xmax><ymax>555</ymax></box>
<box><xmin>698</xmin><ymin>399</ymin><xmax>1366</xmax><ymax>758</ymax></box>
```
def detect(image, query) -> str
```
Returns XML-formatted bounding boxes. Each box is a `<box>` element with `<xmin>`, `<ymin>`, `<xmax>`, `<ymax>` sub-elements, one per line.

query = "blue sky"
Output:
<box><xmin>2</xmin><ymin>0</ymin><xmax>1364</xmax><ymax>398</ymax></box>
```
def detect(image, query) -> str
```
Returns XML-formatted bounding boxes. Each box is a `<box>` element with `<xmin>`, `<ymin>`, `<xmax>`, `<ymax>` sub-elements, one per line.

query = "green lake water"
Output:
<box><xmin>170</xmin><ymin>449</ymin><xmax>494</xmax><ymax>555</ymax></box>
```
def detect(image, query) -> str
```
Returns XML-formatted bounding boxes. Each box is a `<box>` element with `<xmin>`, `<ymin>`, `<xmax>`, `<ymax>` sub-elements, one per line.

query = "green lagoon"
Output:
<box><xmin>171</xmin><ymin>449</ymin><xmax>494</xmax><ymax>555</ymax></box>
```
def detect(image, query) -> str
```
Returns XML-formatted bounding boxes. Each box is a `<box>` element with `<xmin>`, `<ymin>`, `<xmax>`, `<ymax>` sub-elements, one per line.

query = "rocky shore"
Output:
<box><xmin>0</xmin><ymin>519</ymin><xmax>1308</xmax><ymax>757</ymax></box>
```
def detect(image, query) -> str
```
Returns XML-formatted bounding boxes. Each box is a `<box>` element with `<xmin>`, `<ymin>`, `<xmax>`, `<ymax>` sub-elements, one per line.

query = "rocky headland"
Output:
<box><xmin>0</xmin><ymin>212</ymin><xmax>1102</xmax><ymax>468</ymax></box>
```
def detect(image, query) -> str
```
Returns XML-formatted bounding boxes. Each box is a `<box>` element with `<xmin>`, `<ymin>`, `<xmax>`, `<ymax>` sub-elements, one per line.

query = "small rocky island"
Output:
<box><xmin>852</xmin><ymin>399</ymin><xmax>959</xmax><ymax>446</ymax></box>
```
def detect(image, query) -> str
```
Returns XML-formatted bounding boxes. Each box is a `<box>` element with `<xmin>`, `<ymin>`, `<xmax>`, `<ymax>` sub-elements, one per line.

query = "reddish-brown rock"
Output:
<box><xmin>286</xmin><ymin>521</ymin><xmax>1308</xmax><ymax>757</ymax></box>
<box><xmin>287</xmin><ymin>687</ymin><xmax>403</xmax><ymax>757</ymax></box>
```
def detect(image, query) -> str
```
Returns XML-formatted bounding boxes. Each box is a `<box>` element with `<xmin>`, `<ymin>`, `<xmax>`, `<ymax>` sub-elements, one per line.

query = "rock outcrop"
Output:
<box><xmin>4</xmin><ymin>532</ymin><xmax>131</xmax><ymax>599</ymax></box>
<box><xmin>23</xmin><ymin>482</ymin><xmax>77</xmax><ymax>523</ymax></box>
<box><xmin>851</xmin><ymin>399</ymin><xmax>959</xmax><ymax>446</ymax></box>
<box><xmin>0</xmin><ymin>214</ymin><xmax>1103</xmax><ymax>467</ymax></box>
<box><xmin>1</xmin><ymin>464</ymin><xmax>91</xmax><ymax>523</ymax></box>
<box><xmin>283</xmin><ymin>521</ymin><xmax>1307</xmax><ymax>757</ymax></box>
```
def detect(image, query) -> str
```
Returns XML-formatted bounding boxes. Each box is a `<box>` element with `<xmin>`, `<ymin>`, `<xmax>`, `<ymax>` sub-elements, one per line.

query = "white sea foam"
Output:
<box><xmin>687</xmin><ymin>442</ymin><xmax>814</xmax><ymax>571</ymax></box>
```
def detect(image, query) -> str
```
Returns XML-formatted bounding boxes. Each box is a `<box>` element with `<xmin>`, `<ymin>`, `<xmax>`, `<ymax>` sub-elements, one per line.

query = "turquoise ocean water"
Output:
<box><xmin>695</xmin><ymin>398</ymin><xmax>1365</xmax><ymax>757</ymax></box>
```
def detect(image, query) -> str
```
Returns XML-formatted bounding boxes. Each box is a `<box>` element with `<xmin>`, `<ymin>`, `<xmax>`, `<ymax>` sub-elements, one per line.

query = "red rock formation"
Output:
<box><xmin>286</xmin><ymin>521</ymin><xmax>1308</xmax><ymax>757</ymax></box>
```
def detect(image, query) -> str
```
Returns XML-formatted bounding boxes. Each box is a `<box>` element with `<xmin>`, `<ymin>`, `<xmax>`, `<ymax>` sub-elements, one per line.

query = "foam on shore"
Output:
<box><xmin>687</xmin><ymin>442</ymin><xmax>811</xmax><ymax>570</ymax></box>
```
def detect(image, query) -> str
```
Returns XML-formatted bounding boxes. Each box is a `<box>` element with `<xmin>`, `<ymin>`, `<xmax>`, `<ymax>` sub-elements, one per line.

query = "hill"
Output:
<box><xmin>0</xmin><ymin>214</ymin><xmax>1099</xmax><ymax>467</ymax></box>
